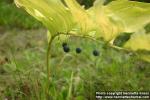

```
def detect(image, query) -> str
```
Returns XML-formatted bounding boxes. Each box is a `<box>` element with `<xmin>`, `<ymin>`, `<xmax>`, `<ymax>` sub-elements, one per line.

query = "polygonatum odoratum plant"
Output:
<box><xmin>14</xmin><ymin>0</ymin><xmax>150</xmax><ymax>98</ymax></box>
<box><xmin>14</xmin><ymin>0</ymin><xmax>150</xmax><ymax>65</ymax></box>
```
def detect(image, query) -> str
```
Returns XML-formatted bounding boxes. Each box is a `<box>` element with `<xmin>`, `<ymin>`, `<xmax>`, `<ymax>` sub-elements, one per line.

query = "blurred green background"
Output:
<box><xmin>0</xmin><ymin>0</ymin><xmax>150</xmax><ymax>100</ymax></box>
<box><xmin>0</xmin><ymin>0</ymin><xmax>42</xmax><ymax>29</ymax></box>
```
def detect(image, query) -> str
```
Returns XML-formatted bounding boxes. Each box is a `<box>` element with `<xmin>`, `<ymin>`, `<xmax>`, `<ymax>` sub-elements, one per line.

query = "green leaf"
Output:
<box><xmin>113</xmin><ymin>32</ymin><xmax>133</xmax><ymax>47</ymax></box>
<box><xmin>64</xmin><ymin>0</ymin><xmax>97</xmax><ymax>35</ymax></box>
<box><xmin>107</xmin><ymin>0</ymin><xmax>150</xmax><ymax>33</ymax></box>
<box><xmin>15</xmin><ymin>0</ymin><xmax>74</xmax><ymax>36</ymax></box>
<box><xmin>124</xmin><ymin>33</ymin><xmax>150</xmax><ymax>51</ymax></box>
<box><xmin>105</xmin><ymin>0</ymin><xmax>150</xmax><ymax>62</ymax></box>
<box><xmin>123</xmin><ymin>28</ymin><xmax>150</xmax><ymax>62</ymax></box>
<box><xmin>87</xmin><ymin>0</ymin><xmax>124</xmax><ymax>41</ymax></box>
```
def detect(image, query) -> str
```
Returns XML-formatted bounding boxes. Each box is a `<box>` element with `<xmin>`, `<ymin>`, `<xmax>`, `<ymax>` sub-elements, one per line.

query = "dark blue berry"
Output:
<box><xmin>76</xmin><ymin>48</ymin><xmax>82</xmax><ymax>54</ymax></box>
<box><xmin>63</xmin><ymin>46</ymin><xmax>70</xmax><ymax>53</ymax></box>
<box><xmin>93</xmin><ymin>50</ymin><xmax>99</xmax><ymax>56</ymax></box>
<box><xmin>62</xmin><ymin>42</ymin><xmax>67</xmax><ymax>47</ymax></box>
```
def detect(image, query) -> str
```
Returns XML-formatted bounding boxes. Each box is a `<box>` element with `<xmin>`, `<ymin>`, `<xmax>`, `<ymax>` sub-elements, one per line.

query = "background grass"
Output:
<box><xmin>0</xmin><ymin>0</ymin><xmax>42</xmax><ymax>29</ymax></box>
<box><xmin>0</xmin><ymin>0</ymin><xmax>150</xmax><ymax>100</ymax></box>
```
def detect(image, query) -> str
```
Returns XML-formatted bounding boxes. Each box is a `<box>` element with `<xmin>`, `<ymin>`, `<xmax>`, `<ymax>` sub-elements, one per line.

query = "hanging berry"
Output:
<box><xmin>76</xmin><ymin>48</ymin><xmax>82</xmax><ymax>54</ymax></box>
<box><xmin>63</xmin><ymin>45</ymin><xmax>70</xmax><ymax>53</ymax></box>
<box><xmin>62</xmin><ymin>42</ymin><xmax>67</xmax><ymax>47</ymax></box>
<box><xmin>93</xmin><ymin>50</ymin><xmax>100</xmax><ymax>56</ymax></box>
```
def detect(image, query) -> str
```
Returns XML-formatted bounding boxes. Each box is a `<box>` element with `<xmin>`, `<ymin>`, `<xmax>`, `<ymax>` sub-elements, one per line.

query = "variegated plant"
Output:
<box><xmin>15</xmin><ymin>0</ymin><xmax>150</xmax><ymax>61</ymax></box>
<box><xmin>14</xmin><ymin>0</ymin><xmax>150</xmax><ymax>97</ymax></box>
<box><xmin>15</xmin><ymin>0</ymin><xmax>150</xmax><ymax>69</ymax></box>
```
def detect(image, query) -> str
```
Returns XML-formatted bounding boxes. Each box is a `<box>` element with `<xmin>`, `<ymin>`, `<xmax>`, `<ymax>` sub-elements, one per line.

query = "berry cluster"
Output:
<box><xmin>62</xmin><ymin>42</ymin><xmax>70</xmax><ymax>53</ymax></box>
<box><xmin>62</xmin><ymin>42</ymin><xmax>100</xmax><ymax>56</ymax></box>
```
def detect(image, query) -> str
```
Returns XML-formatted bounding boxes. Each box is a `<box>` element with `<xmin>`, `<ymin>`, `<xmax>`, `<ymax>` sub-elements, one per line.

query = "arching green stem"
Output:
<box><xmin>46</xmin><ymin>36</ymin><xmax>54</xmax><ymax>81</ymax></box>
<box><xmin>46</xmin><ymin>33</ymin><xmax>64</xmax><ymax>79</ymax></box>
<box><xmin>46</xmin><ymin>33</ymin><xmax>60</xmax><ymax>99</ymax></box>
